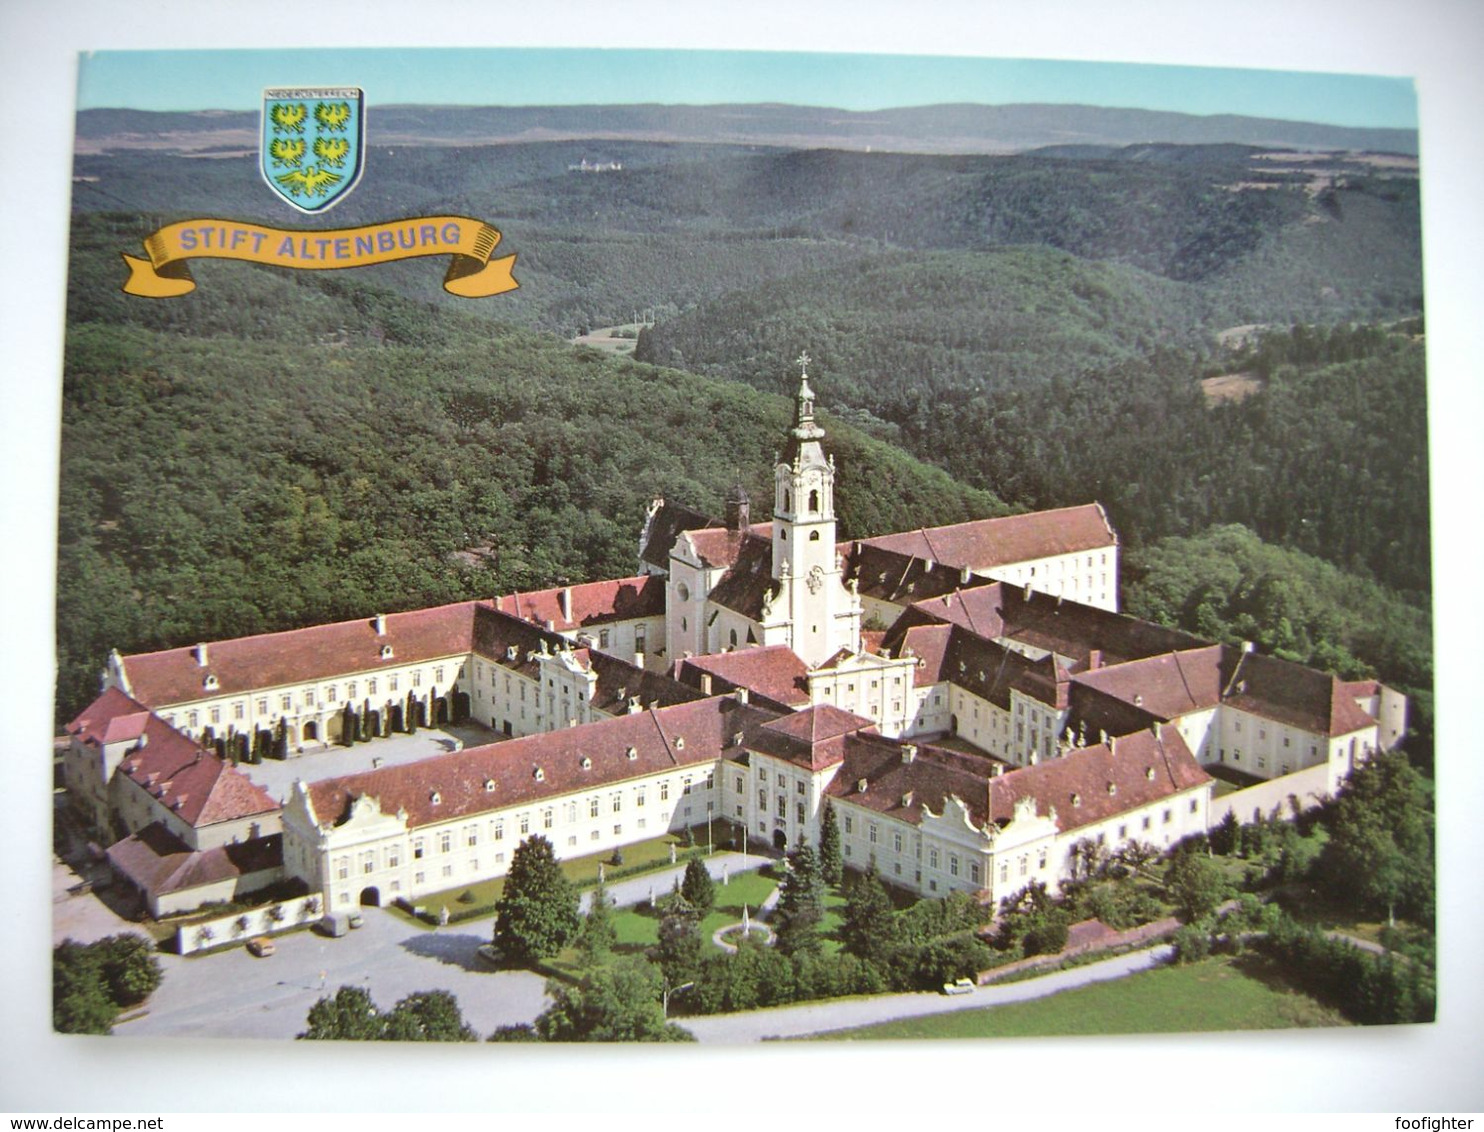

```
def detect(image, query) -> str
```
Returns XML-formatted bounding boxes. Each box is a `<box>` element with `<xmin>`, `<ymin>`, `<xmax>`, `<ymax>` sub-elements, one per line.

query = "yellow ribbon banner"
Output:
<box><xmin>122</xmin><ymin>216</ymin><xmax>518</xmax><ymax>298</ymax></box>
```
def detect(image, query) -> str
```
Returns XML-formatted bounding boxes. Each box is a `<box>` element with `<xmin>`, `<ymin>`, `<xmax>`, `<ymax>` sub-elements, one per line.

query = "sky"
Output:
<box><xmin>76</xmin><ymin>47</ymin><xmax>1419</xmax><ymax>129</ymax></box>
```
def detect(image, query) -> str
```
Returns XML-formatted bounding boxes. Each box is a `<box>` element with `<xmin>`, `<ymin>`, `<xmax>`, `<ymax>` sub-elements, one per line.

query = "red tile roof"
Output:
<box><xmin>115</xmin><ymin>715</ymin><xmax>279</xmax><ymax>828</ymax></box>
<box><xmin>107</xmin><ymin>823</ymin><xmax>282</xmax><ymax>897</ymax></box>
<box><xmin>826</xmin><ymin>736</ymin><xmax>1000</xmax><ymax>826</ymax></box>
<box><xmin>706</xmin><ymin>534</ymin><xmax>779</xmax><ymax>620</ymax></box>
<box><xmin>307</xmin><ymin>696</ymin><xmax>779</xmax><ymax>830</ymax></box>
<box><xmin>491</xmin><ymin>575</ymin><xmax>665</xmax><ymax>633</ymax></box>
<box><xmin>677</xmin><ymin>646</ymin><xmax>811</xmax><ymax>711</ymax></box>
<box><xmin>860</xmin><ymin>504</ymin><xmax>1116</xmax><ymax>570</ymax></box>
<box><xmin>748</xmin><ymin>704</ymin><xmax>877</xmax><ymax>771</ymax></box>
<box><xmin>847</xmin><ymin>543</ymin><xmax>975</xmax><ymax>606</ymax></box>
<box><xmin>67</xmin><ymin>686</ymin><xmax>151</xmax><ymax>746</ymax></box>
<box><xmin>685</xmin><ymin>523</ymin><xmax>774</xmax><ymax>570</ymax></box>
<box><xmin>988</xmin><ymin>728</ymin><xmax>1209</xmax><ymax>835</ymax></box>
<box><xmin>639</xmin><ymin>501</ymin><xmax>718</xmax><ymax>572</ymax></box>
<box><xmin>119</xmin><ymin>602</ymin><xmax>482</xmax><ymax>707</ymax></box>
<box><xmin>69</xmin><ymin>687</ymin><xmax>280</xmax><ymax>828</ymax></box>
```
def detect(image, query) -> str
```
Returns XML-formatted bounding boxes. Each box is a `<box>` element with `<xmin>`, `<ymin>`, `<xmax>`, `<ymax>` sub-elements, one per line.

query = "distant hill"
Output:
<box><xmin>74</xmin><ymin>101</ymin><xmax>1418</xmax><ymax>157</ymax></box>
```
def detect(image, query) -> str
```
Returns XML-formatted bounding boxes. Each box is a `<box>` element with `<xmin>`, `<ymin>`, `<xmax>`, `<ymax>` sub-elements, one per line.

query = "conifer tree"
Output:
<box><xmin>680</xmin><ymin>854</ymin><xmax>715</xmax><ymax>914</ymax></box>
<box><xmin>494</xmin><ymin>835</ymin><xmax>581</xmax><ymax>965</ymax></box>
<box><xmin>818</xmin><ymin>800</ymin><xmax>843</xmax><ymax>887</ymax></box>
<box><xmin>841</xmin><ymin>865</ymin><xmax>897</xmax><ymax>965</ymax></box>
<box><xmin>579</xmin><ymin>878</ymin><xmax>617</xmax><ymax>965</ymax></box>
<box><xmin>774</xmin><ymin>845</ymin><xmax>826</xmax><ymax>955</ymax></box>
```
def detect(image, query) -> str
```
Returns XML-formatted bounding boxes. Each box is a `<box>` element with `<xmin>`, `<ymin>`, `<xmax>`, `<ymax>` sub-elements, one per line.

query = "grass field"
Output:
<box><xmin>817</xmin><ymin>955</ymin><xmax>1349</xmax><ymax>1040</ymax></box>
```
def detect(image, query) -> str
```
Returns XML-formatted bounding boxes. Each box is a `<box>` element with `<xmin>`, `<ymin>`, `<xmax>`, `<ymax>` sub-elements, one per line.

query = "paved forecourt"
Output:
<box><xmin>116</xmin><ymin>905</ymin><xmax>545</xmax><ymax>1040</ymax></box>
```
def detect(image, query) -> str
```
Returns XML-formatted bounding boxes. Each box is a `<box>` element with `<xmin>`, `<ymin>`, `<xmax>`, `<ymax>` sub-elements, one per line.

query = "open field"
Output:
<box><xmin>815</xmin><ymin>955</ymin><xmax>1348</xmax><ymax>1040</ymax></box>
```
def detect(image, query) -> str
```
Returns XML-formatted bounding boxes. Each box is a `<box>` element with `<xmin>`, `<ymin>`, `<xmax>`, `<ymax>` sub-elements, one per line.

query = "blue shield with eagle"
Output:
<box><xmin>261</xmin><ymin>87</ymin><xmax>365</xmax><ymax>213</ymax></box>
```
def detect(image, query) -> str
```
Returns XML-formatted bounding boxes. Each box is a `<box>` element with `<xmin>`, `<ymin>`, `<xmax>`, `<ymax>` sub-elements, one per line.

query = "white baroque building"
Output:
<box><xmin>65</xmin><ymin>358</ymin><xmax>1407</xmax><ymax>917</ymax></box>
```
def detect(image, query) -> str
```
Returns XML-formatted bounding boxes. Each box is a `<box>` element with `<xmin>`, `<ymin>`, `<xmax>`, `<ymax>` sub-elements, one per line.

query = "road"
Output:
<box><xmin>680</xmin><ymin>946</ymin><xmax>1176</xmax><ymax>1042</ymax></box>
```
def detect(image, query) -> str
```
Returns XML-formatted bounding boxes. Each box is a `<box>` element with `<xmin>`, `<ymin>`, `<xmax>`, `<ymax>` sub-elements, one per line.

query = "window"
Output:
<box><xmin>613</xmin><ymin>824</ymin><xmax>622</xmax><ymax>836</ymax></box>
<box><xmin>660</xmin><ymin>782</ymin><xmax>669</xmax><ymax>801</ymax></box>
<box><xmin>970</xmin><ymin>862</ymin><xmax>981</xmax><ymax>883</ymax></box>
<box><xmin>893</xmin><ymin>832</ymin><xmax>903</xmax><ymax>853</ymax></box>
<box><xmin>233</xmin><ymin>702</ymin><xmax>245</xmax><ymax>720</ymax></box>
<box><xmin>776</xmin><ymin>795</ymin><xmax>786</xmax><ymax>817</ymax></box>
<box><xmin>413</xmin><ymin>838</ymin><xmax>425</xmax><ymax>859</ymax></box>
<box><xmin>467</xmin><ymin>827</ymin><xmax>478</xmax><ymax>846</ymax></box>
<box><xmin>210</xmin><ymin>707</ymin><xmax>221</xmax><ymax>724</ymax></box>
<box><xmin>568</xmin><ymin>835</ymin><xmax>577</xmax><ymax>847</ymax></box>
<box><xmin>950</xmin><ymin>855</ymin><xmax>959</xmax><ymax>877</ymax></box>
<box><xmin>328</xmin><ymin>685</ymin><xmax>338</xmax><ymax>703</ymax></box>
<box><xmin>844</xmin><ymin>815</ymin><xmax>853</xmax><ymax>833</ymax></box>
<box><xmin>369</xmin><ymin>678</ymin><xmax>378</xmax><ymax>696</ymax></box>
<box><xmin>336</xmin><ymin>858</ymin><xmax>349</xmax><ymax>881</ymax></box>
<box><xmin>758</xmin><ymin>789</ymin><xmax>767</xmax><ymax>809</ymax></box>
<box><xmin>519</xmin><ymin>814</ymin><xmax>530</xmax><ymax>835</ymax></box>
<box><xmin>590</xmin><ymin>797</ymin><xmax>600</xmax><ymax>819</ymax></box>
<box><xmin>413</xmin><ymin>671</ymin><xmax>422</xmax><ymax>688</ymax></box>
<box><xmin>256</xmin><ymin>698</ymin><xmax>267</xmax><ymax>714</ymax></box>
<box><xmin>304</xmin><ymin>689</ymin><xmax>316</xmax><ymax>707</ymax></box>
<box><xmin>442</xmin><ymin>864</ymin><xmax>453</xmax><ymax>878</ymax></box>
<box><xmin>390</xmin><ymin>675</ymin><xmax>399</xmax><ymax>692</ymax></box>
<box><xmin>637</xmin><ymin>787</ymin><xmax>647</xmax><ymax>807</ymax></box>
<box><xmin>1142</xmin><ymin>816</ymin><xmax>1151</xmax><ymax>830</ymax></box>
<box><xmin>543</xmin><ymin>809</ymin><xmax>553</xmax><ymax>830</ymax></box>
<box><xmin>612</xmin><ymin>793</ymin><xmax>622</xmax><ymax>813</ymax></box>
<box><xmin>735</xmin><ymin>775</ymin><xmax>743</xmax><ymax>793</ymax></box>
<box><xmin>599</xmin><ymin>629</ymin><xmax>610</xmax><ymax>649</ymax></box>
<box><xmin>1189</xmin><ymin>798</ymin><xmax>1199</xmax><ymax>814</ymax></box>
<box><xmin>362</xmin><ymin>852</ymin><xmax>375</xmax><ymax>875</ymax></box>
<box><xmin>869</xmin><ymin>824</ymin><xmax>878</xmax><ymax>844</ymax></box>
<box><xmin>281</xmin><ymin>694</ymin><xmax>292</xmax><ymax>711</ymax></box>
<box><xmin>439</xmin><ymin>832</ymin><xmax>452</xmax><ymax>853</ymax></box>
<box><xmin>435</xmin><ymin>666</ymin><xmax>445</xmax><ymax>683</ymax></box>
<box><xmin>494</xmin><ymin>821</ymin><xmax>504</xmax><ymax>841</ymax></box>
<box><xmin>1019</xmin><ymin>856</ymin><xmax>1028</xmax><ymax>877</ymax></box>
<box><xmin>188</xmin><ymin>711</ymin><xmax>198</xmax><ymax>728</ymax></box>
<box><xmin>929</xmin><ymin>848</ymin><xmax>939</xmax><ymax>869</ymax></box>
<box><xmin>796</xmin><ymin>802</ymin><xmax>805</xmax><ymax>823</ymax></box>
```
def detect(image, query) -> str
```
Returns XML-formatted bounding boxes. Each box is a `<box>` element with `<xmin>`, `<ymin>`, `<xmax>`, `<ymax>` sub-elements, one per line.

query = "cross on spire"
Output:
<box><xmin>796</xmin><ymin>350</ymin><xmax>811</xmax><ymax>375</ymax></box>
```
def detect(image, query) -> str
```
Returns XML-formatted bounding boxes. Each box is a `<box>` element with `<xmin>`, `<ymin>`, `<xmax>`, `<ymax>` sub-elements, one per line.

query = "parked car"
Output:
<box><xmin>317</xmin><ymin>914</ymin><xmax>350</xmax><ymax>937</ymax></box>
<box><xmin>942</xmin><ymin>977</ymin><xmax>975</xmax><ymax>995</ymax></box>
<box><xmin>347</xmin><ymin>912</ymin><xmax>364</xmax><ymax>929</ymax></box>
<box><xmin>246</xmin><ymin>936</ymin><xmax>276</xmax><ymax>957</ymax></box>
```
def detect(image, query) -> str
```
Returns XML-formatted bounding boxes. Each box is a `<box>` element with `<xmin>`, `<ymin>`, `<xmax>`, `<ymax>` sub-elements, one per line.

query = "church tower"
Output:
<box><xmin>770</xmin><ymin>354</ymin><xmax>861</xmax><ymax>665</ymax></box>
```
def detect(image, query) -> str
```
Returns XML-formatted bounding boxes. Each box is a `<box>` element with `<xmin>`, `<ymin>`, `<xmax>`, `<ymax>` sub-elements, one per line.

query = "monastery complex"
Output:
<box><xmin>63</xmin><ymin>362</ymin><xmax>1407</xmax><ymax>921</ymax></box>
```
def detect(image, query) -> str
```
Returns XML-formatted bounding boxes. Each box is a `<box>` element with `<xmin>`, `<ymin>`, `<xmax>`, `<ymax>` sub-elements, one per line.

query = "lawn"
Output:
<box><xmin>817</xmin><ymin>955</ymin><xmax>1349</xmax><ymax>1040</ymax></box>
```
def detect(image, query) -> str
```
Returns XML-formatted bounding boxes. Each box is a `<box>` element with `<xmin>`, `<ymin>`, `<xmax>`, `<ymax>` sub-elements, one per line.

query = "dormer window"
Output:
<box><xmin>1070</xmin><ymin>792</ymin><xmax>1081</xmax><ymax>807</ymax></box>
<box><xmin>380</xmin><ymin>644</ymin><xmax>394</xmax><ymax>659</ymax></box>
<box><xmin>1106</xmin><ymin>783</ymin><xmax>1117</xmax><ymax>796</ymax></box>
<box><xmin>203</xmin><ymin>675</ymin><xmax>219</xmax><ymax>691</ymax></box>
<box><xmin>533</xmin><ymin>767</ymin><xmax>545</xmax><ymax>782</ymax></box>
<box><xmin>674</xmin><ymin>736</ymin><xmax>685</xmax><ymax>750</ymax></box>
<box><xmin>625</xmin><ymin>747</ymin><xmax>637</xmax><ymax>761</ymax></box>
<box><xmin>579</xmin><ymin>756</ymin><xmax>592</xmax><ymax>770</ymax></box>
<box><xmin>1145</xmin><ymin>767</ymin><xmax>1156</xmax><ymax>780</ymax></box>
<box><xmin>506</xmin><ymin>645</ymin><xmax>518</xmax><ymax>661</ymax></box>
<box><xmin>856</xmin><ymin>778</ymin><xmax>868</xmax><ymax>793</ymax></box>
<box><xmin>484</xmin><ymin>779</ymin><xmax>497</xmax><ymax>793</ymax></box>
<box><xmin>430</xmin><ymin>791</ymin><xmax>441</xmax><ymax>805</ymax></box>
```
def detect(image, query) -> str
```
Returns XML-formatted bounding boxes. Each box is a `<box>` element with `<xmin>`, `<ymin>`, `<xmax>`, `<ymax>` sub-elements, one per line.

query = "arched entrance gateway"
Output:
<box><xmin>772</xmin><ymin>829</ymin><xmax>789</xmax><ymax>852</ymax></box>
<box><xmin>359</xmin><ymin>886</ymin><xmax>381</xmax><ymax>907</ymax></box>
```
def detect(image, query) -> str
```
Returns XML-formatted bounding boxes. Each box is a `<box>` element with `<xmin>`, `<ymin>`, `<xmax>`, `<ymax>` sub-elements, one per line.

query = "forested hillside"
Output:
<box><xmin>61</xmin><ymin>129</ymin><xmax>1429</xmax><ymax>736</ymax></box>
<box><xmin>57</xmin><ymin>262</ymin><xmax>1004</xmax><ymax>724</ymax></box>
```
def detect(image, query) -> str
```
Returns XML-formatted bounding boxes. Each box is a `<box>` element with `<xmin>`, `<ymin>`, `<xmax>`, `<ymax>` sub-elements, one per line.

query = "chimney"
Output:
<box><xmin>193</xmin><ymin>643</ymin><xmax>208</xmax><ymax>667</ymax></box>
<box><xmin>990</xmin><ymin>763</ymin><xmax>1004</xmax><ymax>777</ymax></box>
<box><xmin>901</xmin><ymin>744</ymin><xmax>917</xmax><ymax>764</ymax></box>
<box><xmin>1088</xmin><ymin>648</ymin><xmax>1102</xmax><ymax>670</ymax></box>
<box><xmin>724</xmin><ymin>483</ymin><xmax>750</xmax><ymax>532</ymax></box>
<box><xmin>734</xmin><ymin>687</ymin><xmax>749</xmax><ymax>705</ymax></box>
<box><xmin>559</xmin><ymin>587</ymin><xmax>572</xmax><ymax>622</ymax></box>
<box><xmin>700</xmin><ymin>674</ymin><xmax>713</xmax><ymax>696</ymax></box>
<box><xmin>545</xmin><ymin>619</ymin><xmax>556</xmax><ymax>632</ymax></box>
<box><xmin>960</xmin><ymin>566</ymin><xmax>972</xmax><ymax>585</ymax></box>
<box><xmin>1241</xmin><ymin>640</ymin><xmax>1256</xmax><ymax>653</ymax></box>
<box><xmin>634</xmin><ymin>650</ymin><xmax>646</xmax><ymax>670</ymax></box>
<box><xmin>1109</xmin><ymin>735</ymin><xmax>1118</xmax><ymax>756</ymax></box>
<box><xmin>1152</xmin><ymin>720</ymin><xmax>1162</xmax><ymax>740</ymax></box>
<box><xmin>373</xmin><ymin>614</ymin><xmax>387</xmax><ymax>636</ymax></box>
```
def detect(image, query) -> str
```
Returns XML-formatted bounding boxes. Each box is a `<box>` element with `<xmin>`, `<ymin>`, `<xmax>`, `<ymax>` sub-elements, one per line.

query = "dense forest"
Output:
<box><xmin>60</xmin><ymin>131</ymin><xmax>1430</xmax><ymax>746</ymax></box>
<box><xmin>57</xmin><ymin>262</ymin><xmax>1005</xmax><ymax>723</ymax></box>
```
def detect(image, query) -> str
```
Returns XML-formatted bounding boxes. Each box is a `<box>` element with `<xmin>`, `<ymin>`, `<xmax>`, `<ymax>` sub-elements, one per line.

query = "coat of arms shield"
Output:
<box><xmin>260</xmin><ymin>87</ymin><xmax>365</xmax><ymax>213</ymax></box>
